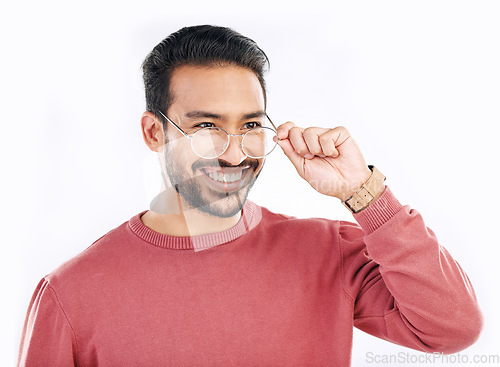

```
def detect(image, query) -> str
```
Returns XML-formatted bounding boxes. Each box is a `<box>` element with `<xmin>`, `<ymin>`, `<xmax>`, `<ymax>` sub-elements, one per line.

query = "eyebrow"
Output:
<box><xmin>184</xmin><ymin>110</ymin><xmax>267</xmax><ymax>120</ymax></box>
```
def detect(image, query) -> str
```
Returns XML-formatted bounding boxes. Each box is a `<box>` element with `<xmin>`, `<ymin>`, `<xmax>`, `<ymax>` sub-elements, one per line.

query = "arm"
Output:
<box><xmin>276</xmin><ymin>122</ymin><xmax>483</xmax><ymax>353</ymax></box>
<box><xmin>342</xmin><ymin>187</ymin><xmax>482</xmax><ymax>353</ymax></box>
<box><xmin>18</xmin><ymin>278</ymin><xmax>77</xmax><ymax>367</ymax></box>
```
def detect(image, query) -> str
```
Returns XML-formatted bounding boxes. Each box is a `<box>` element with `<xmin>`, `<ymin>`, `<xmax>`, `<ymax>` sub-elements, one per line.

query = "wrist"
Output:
<box><xmin>339</xmin><ymin>167</ymin><xmax>372</xmax><ymax>201</ymax></box>
<box><xmin>342</xmin><ymin>165</ymin><xmax>386</xmax><ymax>213</ymax></box>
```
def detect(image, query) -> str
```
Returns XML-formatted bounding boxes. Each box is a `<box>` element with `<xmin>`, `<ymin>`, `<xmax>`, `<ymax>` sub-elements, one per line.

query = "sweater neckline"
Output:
<box><xmin>128</xmin><ymin>201</ymin><xmax>262</xmax><ymax>250</ymax></box>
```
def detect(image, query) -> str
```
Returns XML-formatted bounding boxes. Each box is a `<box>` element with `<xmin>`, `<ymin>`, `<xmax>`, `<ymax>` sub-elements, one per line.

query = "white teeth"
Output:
<box><xmin>206</xmin><ymin>170</ymin><xmax>243</xmax><ymax>183</ymax></box>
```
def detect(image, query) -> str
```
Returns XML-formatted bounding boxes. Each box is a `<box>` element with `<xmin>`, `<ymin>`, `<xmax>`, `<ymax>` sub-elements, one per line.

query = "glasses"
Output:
<box><xmin>157</xmin><ymin>110</ymin><xmax>279</xmax><ymax>159</ymax></box>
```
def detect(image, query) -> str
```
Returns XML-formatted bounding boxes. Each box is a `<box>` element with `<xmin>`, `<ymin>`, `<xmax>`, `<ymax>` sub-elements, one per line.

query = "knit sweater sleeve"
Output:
<box><xmin>17</xmin><ymin>278</ymin><xmax>77</xmax><ymax>367</ymax></box>
<box><xmin>340</xmin><ymin>187</ymin><xmax>483</xmax><ymax>354</ymax></box>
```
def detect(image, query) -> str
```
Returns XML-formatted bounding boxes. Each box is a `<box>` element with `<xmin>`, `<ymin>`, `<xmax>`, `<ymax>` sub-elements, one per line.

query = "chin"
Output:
<box><xmin>196</xmin><ymin>191</ymin><xmax>250</xmax><ymax>218</ymax></box>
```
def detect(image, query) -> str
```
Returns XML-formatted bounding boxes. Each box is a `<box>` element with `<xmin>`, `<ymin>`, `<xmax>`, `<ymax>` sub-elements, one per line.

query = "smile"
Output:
<box><xmin>199</xmin><ymin>166</ymin><xmax>251</xmax><ymax>191</ymax></box>
<box><xmin>206</xmin><ymin>170</ymin><xmax>243</xmax><ymax>183</ymax></box>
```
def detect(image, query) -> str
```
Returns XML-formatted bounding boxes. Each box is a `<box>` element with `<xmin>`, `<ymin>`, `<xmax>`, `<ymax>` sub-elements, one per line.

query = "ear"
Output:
<box><xmin>141</xmin><ymin>111</ymin><xmax>165</xmax><ymax>152</ymax></box>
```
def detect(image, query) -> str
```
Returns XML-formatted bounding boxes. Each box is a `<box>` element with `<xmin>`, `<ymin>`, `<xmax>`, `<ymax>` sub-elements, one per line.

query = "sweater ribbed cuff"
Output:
<box><xmin>353</xmin><ymin>186</ymin><xmax>403</xmax><ymax>234</ymax></box>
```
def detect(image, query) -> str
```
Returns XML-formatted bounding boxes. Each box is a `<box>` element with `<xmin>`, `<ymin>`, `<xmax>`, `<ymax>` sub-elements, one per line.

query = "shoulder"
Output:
<box><xmin>258</xmin><ymin>204</ymin><xmax>365</xmax><ymax>231</ymax></box>
<box><xmin>260</xmin><ymin>205</ymin><xmax>335</xmax><ymax>227</ymax></box>
<box><xmin>45</xmin><ymin>216</ymin><xmax>134</xmax><ymax>291</ymax></box>
<box><xmin>255</xmin><ymin>204</ymin><xmax>366</xmax><ymax>246</ymax></box>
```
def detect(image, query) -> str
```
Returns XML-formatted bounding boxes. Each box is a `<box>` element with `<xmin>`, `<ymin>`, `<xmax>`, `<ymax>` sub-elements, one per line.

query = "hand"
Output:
<box><xmin>276</xmin><ymin>122</ymin><xmax>372</xmax><ymax>201</ymax></box>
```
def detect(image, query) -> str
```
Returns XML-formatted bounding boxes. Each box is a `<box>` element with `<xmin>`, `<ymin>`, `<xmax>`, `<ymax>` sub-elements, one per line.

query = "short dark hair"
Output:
<box><xmin>142</xmin><ymin>25</ymin><xmax>270</xmax><ymax>118</ymax></box>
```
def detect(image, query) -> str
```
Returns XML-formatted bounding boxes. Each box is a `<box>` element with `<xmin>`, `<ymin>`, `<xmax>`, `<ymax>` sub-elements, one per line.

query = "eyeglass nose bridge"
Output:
<box><xmin>218</xmin><ymin>130</ymin><xmax>247</xmax><ymax>158</ymax></box>
<box><xmin>217</xmin><ymin>127</ymin><xmax>280</xmax><ymax>159</ymax></box>
<box><xmin>226</xmin><ymin>131</ymin><xmax>244</xmax><ymax>138</ymax></box>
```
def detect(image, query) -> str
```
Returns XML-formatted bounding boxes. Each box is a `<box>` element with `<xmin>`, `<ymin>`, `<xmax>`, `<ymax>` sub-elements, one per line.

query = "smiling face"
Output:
<box><xmin>161</xmin><ymin>64</ymin><xmax>266</xmax><ymax>218</ymax></box>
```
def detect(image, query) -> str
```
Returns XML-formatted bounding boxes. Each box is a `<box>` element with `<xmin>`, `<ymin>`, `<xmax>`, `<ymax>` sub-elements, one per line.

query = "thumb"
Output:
<box><xmin>277</xmin><ymin>138</ymin><xmax>305</xmax><ymax>177</ymax></box>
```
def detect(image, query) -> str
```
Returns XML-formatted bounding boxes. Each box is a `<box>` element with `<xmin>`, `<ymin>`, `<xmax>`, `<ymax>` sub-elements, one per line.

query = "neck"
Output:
<box><xmin>141</xmin><ymin>191</ymin><xmax>242</xmax><ymax>237</ymax></box>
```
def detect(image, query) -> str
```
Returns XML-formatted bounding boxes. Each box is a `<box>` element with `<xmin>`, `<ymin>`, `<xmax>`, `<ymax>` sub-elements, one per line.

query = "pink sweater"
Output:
<box><xmin>18</xmin><ymin>188</ymin><xmax>482</xmax><ymax>366</ymax></box>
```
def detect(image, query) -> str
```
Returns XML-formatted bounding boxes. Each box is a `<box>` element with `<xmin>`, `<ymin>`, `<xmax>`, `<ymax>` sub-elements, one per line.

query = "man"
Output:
<box><xmin>18</xmin><ymin>25</ymin><xmax>482</xmax><ymax>366</ymax></box>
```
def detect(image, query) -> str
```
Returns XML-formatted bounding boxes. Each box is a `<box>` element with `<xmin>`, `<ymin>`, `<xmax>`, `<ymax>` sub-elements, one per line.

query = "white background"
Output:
<box><xmin>2</xmin><ymin>1</ymin><xmax>499</xmax><ymax>365</ymax></box>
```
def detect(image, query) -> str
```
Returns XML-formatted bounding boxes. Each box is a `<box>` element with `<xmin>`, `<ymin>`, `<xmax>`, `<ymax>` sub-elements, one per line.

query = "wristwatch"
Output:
<box><xmin>342</xmin><ymin>165</ymin><xmax>386</xmax><ymax>213</ymax></box>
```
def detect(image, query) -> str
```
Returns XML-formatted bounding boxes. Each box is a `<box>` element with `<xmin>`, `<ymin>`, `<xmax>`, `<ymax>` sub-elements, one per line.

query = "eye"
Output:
<box><xmin>194</xmin><ymin>122</ymin><xmax>216</xmax><ymax>129</ymax></box>
<box><xmin>243</xmin><ymin>121</ymin><xmax>262</xmax><ymax>130</ymax></box>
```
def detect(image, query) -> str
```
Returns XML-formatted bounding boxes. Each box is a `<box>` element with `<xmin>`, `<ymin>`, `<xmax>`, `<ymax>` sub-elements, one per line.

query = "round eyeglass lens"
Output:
<box><xmin>191</xmin><ymin>127</ymin><xmax>229</xmax><ymax>159</ymax></box>
<box><xmin>242</xmin><ymin>127</ymin><xmax>278</xmax><ymax>158</ymax></box>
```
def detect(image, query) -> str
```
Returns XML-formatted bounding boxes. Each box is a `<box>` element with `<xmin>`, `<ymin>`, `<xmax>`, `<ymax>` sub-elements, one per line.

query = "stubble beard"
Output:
<box><xmin>163</xmin><ymin>152</ymin><xmax>262</xmax><ymax>218</ymax></box>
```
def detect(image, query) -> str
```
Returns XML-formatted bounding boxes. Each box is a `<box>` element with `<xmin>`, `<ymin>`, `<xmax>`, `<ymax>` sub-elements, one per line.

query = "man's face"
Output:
<box><xmin>162</xmin><ymin>64</ymin><xmax>266</xmax><ymax>218</ymax></box>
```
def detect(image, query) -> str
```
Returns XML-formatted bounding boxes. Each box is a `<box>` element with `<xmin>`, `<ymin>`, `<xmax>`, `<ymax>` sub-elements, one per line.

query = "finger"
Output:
<box><xmin>288</xmin><ymin>126</ymin><xmax>314</xmax><ymax>159</ymax></box>
<box><xmin>276</xmin><ymin>121</ymin><xmax>296</xmax><ymax>140</ymax></box>
<box><xmin>303</xmin><ymin>127</ymin><xmax>330</xmax><ymax>157</ymax></box>
<box><xmin>318</xmin><ymin>131</ymin><xmax>339</xmax><ymax>157</ymax></box>
<box><xmin>319</xmin><ymin>126</ymin><xmax>350</xmax><ymax>156</ymax></box>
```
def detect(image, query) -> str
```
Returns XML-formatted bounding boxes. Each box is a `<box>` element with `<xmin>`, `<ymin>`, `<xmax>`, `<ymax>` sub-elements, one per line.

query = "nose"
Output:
<box><xmin>219</xmin><ymin>135</ymin><xmax>247</xmax><ymax>165</ymax></box>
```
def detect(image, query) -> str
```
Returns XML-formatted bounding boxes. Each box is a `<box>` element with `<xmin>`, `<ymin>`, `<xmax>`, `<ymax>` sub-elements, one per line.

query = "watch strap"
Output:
<box><xmin>343</xmin><ymin>165</ymin><xmax>386</xmax><ymax>213</ymax></box>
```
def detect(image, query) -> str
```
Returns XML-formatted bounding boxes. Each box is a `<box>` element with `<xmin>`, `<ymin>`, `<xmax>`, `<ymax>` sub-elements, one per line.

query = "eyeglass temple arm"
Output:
<box><xmin>265</xmin><ymin>114</ymin><xmax>281</xmax><ymax>141</ymax></box>
<box><xmin>157</xmin><ymin>110</ymin><xmax>192</xmax><ymax>139</ymax></box>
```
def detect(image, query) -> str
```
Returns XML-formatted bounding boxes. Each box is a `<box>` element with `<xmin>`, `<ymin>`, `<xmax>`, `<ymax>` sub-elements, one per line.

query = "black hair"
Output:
<box><xmin>142</xmin><ymin>25</ymin><xmax>270</xmax><ymax>118</ymax></box>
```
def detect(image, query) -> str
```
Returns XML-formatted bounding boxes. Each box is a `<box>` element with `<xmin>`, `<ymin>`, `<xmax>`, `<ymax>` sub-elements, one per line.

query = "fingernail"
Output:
<box><xmin>304</xmin><ymin>154</ymin><xmax>314</xmax><ymax>159</ymax></box>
